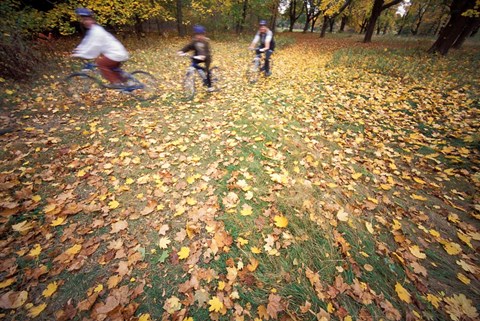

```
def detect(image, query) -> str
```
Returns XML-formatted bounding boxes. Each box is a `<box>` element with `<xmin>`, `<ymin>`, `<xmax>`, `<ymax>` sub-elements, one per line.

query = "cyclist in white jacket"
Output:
<box><xmin>72</xmin><ymin>8</ymin><xmax>129</xmax><ymax>87</ymax></box>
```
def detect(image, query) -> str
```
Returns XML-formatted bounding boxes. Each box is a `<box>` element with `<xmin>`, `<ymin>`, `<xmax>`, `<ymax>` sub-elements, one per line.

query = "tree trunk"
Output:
<box><xmin>364</xmin><ymin>0</ymin><xmax>403</xmax><ymax>43</ymax></box>
<box><xmin>176</xmin><ymin>0</ymin><xmax>185</xmax><ymax>36</ymax></box>
<box><xmin>428</xmin><ymin>0</ymin><xmax>477</xmax><ymax>55</ymax></box>
<box><xmin>288</xmin><ymin>0</ymin><xmax>303</xmax><ymax>32</ymax></box>
<box><xmin>329</xmin><ymin>17</ymin><xmax>335</xmax><ymax>32</ymax></box>
<box><xmin>320</xmin><ymin>16</ymin><xmax>329</xmax><ymax>37</ymax></box>
<box><xmin>452</xmin><ymin>18</ymin><xmax>480</xmax><ymax>48</ymax></box>
<box><xmin>237</xmin><ymin>0</ymin><xmax>248</xmax><ymax>33</ymax></box>
<box><xmin>339</xmin><ymin>16</ymin><xmax>347</xmax><ymax>32</ymax></box>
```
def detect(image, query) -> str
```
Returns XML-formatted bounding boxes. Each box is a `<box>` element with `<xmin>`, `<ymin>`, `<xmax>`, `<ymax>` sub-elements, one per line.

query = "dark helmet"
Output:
<box><xmin>259</xmin><ymin>20</ymin><xmax>268</xmax><ymax>26</ymax></box>
<box><xmin>75</xmin><ymin>8</ymin><xmax>94</xmax><ymax>17</ymax></box>
<box><xmin>193</xmin><ymin>25</ymin><xmax>206</xmax><ymax>34</ymax></box>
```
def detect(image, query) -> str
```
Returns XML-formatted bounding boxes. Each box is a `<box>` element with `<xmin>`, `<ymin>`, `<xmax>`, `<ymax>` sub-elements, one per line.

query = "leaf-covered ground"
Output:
<box><xmin>0</xmin><ymin>33</ymin><xmax>479</xmax><ymax>321</ymax></box>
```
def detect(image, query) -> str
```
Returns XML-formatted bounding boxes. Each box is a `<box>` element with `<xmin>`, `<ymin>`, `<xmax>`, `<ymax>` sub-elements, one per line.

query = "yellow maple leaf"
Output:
<box><xmin>32</xmin><ymin>195</ymin><xmax>42</xmax><ymax>202</ymax></box>
<box><xmin>208</xmin><ymin>296</ymin><xmax>224</xmax><ymax>312</ymax></box>
<box><xmin>365</xmin><ymin>222</ymin><xmax>374</xmax><ymax>234</ymax></box>
<box><xmin>457</xmin><ymin>273</ymin><xmax>470</xmax><ymax>285</ymax></box>
<box><xmin>395</xmin><ymin>282</ymin><xmax>411</xmax><ymax>303</ymax></box>
<box><xmin>218</xmin><ymin>281</ymin><xmax>225</xmax><ymax>291</ymax></box>
<box><xmin>251</xmin><ymin>246</ymin><xmax>262</xmax><ymax>254</ymax></box>
<box><xmin>413</xmin><ymin>177</ymin><xmax>426</xmax><ymax>184</ymax></box>
<box><xmin>125</xmin><ymin>178</ymin><xmax>134</xmax><ymax>185</ymax></box>
<box><xmin>42</xmin><ymin>282</ymin><xmax>58</xmax><ymax>298</ymax></box>
<box><xmin>28</xmin><ymin>244</ymin><xmax>42</xmax><ymax>258</ymax></box>
<box><xmin>94</xmin><ymin>284</ymin><xmax>103</xmax><ymax>293</ymax></box>
<box><xmin>429</xmin><ymin>229</ymin><xmax>440</xmax><ymax>237</ymax></box>
<box><xmin>186</xmin><ymin>176</ymin><xmax>195</xmax><ymax>184</ymax></box>
<box><xmin>426</xmin><ymin>293</ymin><xmax>441</xmax><ymax>308</ymax></box>
<box><xmin>240</xmin><ymin>204</ymin><xmax>253</xmax><ymax>216</ymax></box>
<box><xmin>28</xmin><ymin>303</ymin><xmax>47</xmax><ymax>318</ymax></box>
<box><xmin>0</xmin><ymin>277</ymin><xmax>15</xmax><ymax>289</ymax></box>
<box><xmin>108</xmin><ymin>200</ymin><xmax>119</xmax><ymax>209</ymax></box>
<box><xmin>50</xmin><ymin>217</ymin><xmax>65</xmax><ymax>227</ymax></box>
<box><xmin>138</xmin><ymin>313</ymin><xmax>151</xmax><ymax>321</ymax></box>
<box><xmin>380</xmin><ymin>184</ymin><xmax>392</xmax><ymax>190</ymax></box>
<box><xmin>409</xmin><ymin>245</ymin><xmax>426</xmax><ymax>259</ymax></box>
<box><xmin>444</xmin><ymin>242</ymin><xmax>462</xmax><ymax>255</ymax></box>
<box><xmin>66</xmin><ymin>244</ymin><xmax>82</xmax><ymax>255</ymax></box>
<box><xmin>237</xmin><ymin>237</ymin><xmax>249</xmax><ymax>246</ymax></box>
<box><xmin>392</xmin><ymin>219</ymin><xmax>402</xmax><ymax>231</ymax></box>
<box><xmin>178</xmin><ymin>247</ymin><xmax>190</xmax><ymax>260</ymax></box>
<box><xmin>351</xmin><ymin>172</ymin><xmax>362</xmax><ymax>180</ymax></box>
<box><xmin>247</xmin><ymin>258</ymin><xmax>259</xmax><ymax>272</ymax></box>
<box><xmin>411</xmin><ymin>194</ymin><xmax>427</xmax><ymax>201</ymax></box>
<box><xmin>457</xmin><ymin>232</ymin><xmax>473</xmax><ymax>249</ymax></box>
<box><xmin>186</xmin><ymin>197</ymin><xmax>197</xmax><ymax>206</ymax></box>
<box><xmin>274</xmin><ymin>215</ymin><xmax>288</xmax><ymax>228</ymax></box>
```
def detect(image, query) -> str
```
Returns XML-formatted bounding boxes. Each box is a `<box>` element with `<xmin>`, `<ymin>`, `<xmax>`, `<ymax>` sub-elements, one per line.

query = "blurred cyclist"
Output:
<box><xmin>177</xmin><ymin>25</ymin><xmax>214</xmax><ymax>92</ymax></box>
<box><xmin>72</xmin><ymin>8</ymin><xmax>129</xmax><ymax>88</ymax></box>
<box><xmin>248</xmin><ymin>20</ymin><xmax>275</xmax><ymax>76</ymax></box>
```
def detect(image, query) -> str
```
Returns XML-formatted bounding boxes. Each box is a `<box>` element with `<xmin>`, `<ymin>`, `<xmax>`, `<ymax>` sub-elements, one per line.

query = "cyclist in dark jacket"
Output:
<box><xmin>177</xmin><ymin>25</ymin><xmax>213</xmax><ymax>91</ymax></box>
<box><xmin>248</xmin><ymin>20</ymin><xmax>275</xmax><ymax>76</ymax></box>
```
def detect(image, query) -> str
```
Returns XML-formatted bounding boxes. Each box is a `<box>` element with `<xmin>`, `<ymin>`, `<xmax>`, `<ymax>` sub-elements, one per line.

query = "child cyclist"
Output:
<box><xmin>248</xmin><ymin>20</ymin><xmax>275</xmax><ymax>76</ymax></box>
<box><xmin>177</xmin><ymin>25</ymin><xmax>214</xmax><ymax>92</ymax></box>
<box><xmin>72</xmin><ymin>8</ymin><xmax>130</xmax><ymax>88</ymax></box>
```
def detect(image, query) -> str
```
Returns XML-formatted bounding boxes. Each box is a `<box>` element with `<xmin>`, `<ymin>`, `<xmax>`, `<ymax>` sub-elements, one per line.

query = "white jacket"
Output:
<box><xmin>73</xmin><ymin>24</ymin><xmax>129</xmax><ymax>62</ymax></box>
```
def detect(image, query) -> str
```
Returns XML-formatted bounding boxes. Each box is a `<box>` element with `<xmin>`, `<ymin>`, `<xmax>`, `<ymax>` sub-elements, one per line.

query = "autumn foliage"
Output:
<box><xmin>0</xmin><ymin>33</ymin><xmax>479</xmax><ymax>320</ymax></box>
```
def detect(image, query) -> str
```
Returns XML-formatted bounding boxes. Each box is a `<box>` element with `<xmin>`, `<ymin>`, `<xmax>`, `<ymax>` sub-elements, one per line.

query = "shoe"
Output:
<box><xmin>207</xmin><ymin>87</ymin><xmax>215</xmax><ymax>92</ymax></box>
<box><xmin>123</xmin><ymin>80</ymin><xmax>137</xmax><ymax>87</ymax></box>
<box><xmin>260</xmin><ymin>66</ymin><xmax>266</xmax><ymax>72</ymax></box>
<box><xmin>265</xmin><ymin>71</ymin><xmax>272</xmax><ymax>77</ymax></box>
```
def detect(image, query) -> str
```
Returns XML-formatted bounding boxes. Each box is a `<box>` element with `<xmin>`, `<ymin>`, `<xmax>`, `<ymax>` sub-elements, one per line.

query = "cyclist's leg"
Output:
<box><xmin>264</xmin><ymin>50</ymin><xmax>273</xmax><ymax>75</ymax></box>
<box><xmin>96</xmin><ymin>55</ymin><xmax>123</xmax><ymax>84</ymax></box>
<box><xmin>192</xmin><ymin>60</ymin><xmax>210</xmax><ymax>87</ymax></box>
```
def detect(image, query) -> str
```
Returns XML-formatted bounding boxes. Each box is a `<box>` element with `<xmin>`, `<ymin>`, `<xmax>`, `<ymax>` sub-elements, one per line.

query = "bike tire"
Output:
<box><xmin>128</xmin><ymin>71</ymin><xmax>159</xmax><ymax>101</ymax></box>
<box><xmin>63</xmin><ymin>73</ymin><xmax>104</xmax><ymax>104</ymax></box>
<box><xmin>246</xmin><ymin>59</ymin><xmax>260</xmax><ymax>84</ymax></box>
<box><xmin>183</xmin><ymin>69</ymin><xmax>196</xmax><ymax>100</ymax></box>
<box><xmin>210</xmin><ymin>67</ymin><xmax>221</xmax><ymax>90</ymax></box>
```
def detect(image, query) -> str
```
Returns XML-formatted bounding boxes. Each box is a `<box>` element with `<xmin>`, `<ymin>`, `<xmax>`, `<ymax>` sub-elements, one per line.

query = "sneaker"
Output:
<box><xmin>207</xmin><ymin>87</ymin><xmax>215</xmax><ymax>92</ymax></box>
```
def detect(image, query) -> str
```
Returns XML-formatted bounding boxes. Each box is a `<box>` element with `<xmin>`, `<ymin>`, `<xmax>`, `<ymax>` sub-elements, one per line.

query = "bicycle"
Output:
<box><xmin>181</xmin><ymin>55</ymin><xmax>220</xmax><ymax>100</ymax></box>
<box><xmin>63</xmin><ymin>62</ymin><xmax>159</xmax><ymax>103</ymax></box>
<box><xmin>246</xmin><ymin>49</ymin><xmax>273</xmax><ymax>84</ymax></box>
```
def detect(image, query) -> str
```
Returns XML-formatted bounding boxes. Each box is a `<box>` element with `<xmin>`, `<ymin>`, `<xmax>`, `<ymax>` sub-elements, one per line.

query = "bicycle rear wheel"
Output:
<box><xmin>246</xmin><ymin>59</ymin><xmax>260</xmax><ymax>84</ymax></box>
<box><xmin>183</xmin><ymin>69</ymin><xmax>196</xmax><ymax>100</ymax></box>
<box><xmin>63</xmin><ymin>73</ymin><xmax>104</xmax><ymax>104</ymax></box>
<box><xmin>128</xmin><ymin>71</ymin><xmax>159</xmax><ymax>101</ymax></box>
<box><xmin>210</xmin><ymin>67</ymin><xmax>221</xmax><ymax>90</ymax></box>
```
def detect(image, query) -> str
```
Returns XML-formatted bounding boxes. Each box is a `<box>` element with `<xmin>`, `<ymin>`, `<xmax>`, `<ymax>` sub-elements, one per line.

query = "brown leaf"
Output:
<box><xmin>0</xmin><ymin>290</ymin><xmax>28</xmax><ymax>309</ymax></box>
<box><xmin>77</xmin><ymin>292</ymin><xmax>99</xmax><ymax>311</ymax></box>
<box><xmin>94</xmin><ymin>295</ymin><xmax>119</xmax><ymax>314</ymax></box>
<box><xmin>111</xmin><ymin>220</ymin><xmax>128</xmax><ymax>233</ymax></box>
<box><xmin>267</xmin><ymin>293</ymin><xmax>283</xmax><ymax>319</ymax></box>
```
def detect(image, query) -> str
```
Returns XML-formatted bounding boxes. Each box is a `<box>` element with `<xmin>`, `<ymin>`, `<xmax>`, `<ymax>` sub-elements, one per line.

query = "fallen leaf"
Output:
<box><xmin>178</xmin><ymin>247</ymin><xmax>190</xmax><ymax>260</ymax></box>
<box><xmin>395</xmin><ymin>282</ymin><xmax>411</xmax><ymax>303</ymax></box>
<box><xmin>42</xmin><ymin>281</ymin><xmax>58</xmax><ymax>298</ymax></box>
<box><xmin>274</xmin><ymin>215</ymin><xmax>288</xmax><ymax>228</ymax></box>
<box><xmin>111</xmin><ymin>220</ymin><xmax>128</xmax><ymax>233</ymax></box>
<box><xmin>28</xmin><ymin>303</ymin><xmax>47</xmax><ymax>317</ymax></box>
<box><xmin>409</xmin><ymin>245</ymin><xmax>426</xmax><ymax>259</ymax></box>
<box><xmin>208</xmin><ymin>296</ymin><xmax>224</xmax><ymax>313</ymax></box>
<box><xmin>0</xmin><ymin>291</ymin><xmax>28</xmax><ymax>309</ymax></box>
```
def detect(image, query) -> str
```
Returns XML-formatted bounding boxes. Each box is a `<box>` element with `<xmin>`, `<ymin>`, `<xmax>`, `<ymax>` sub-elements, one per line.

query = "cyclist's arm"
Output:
<box><xmin>72</xmin><ymin>26</ymin><xmax>102</xmax><ymax>59</ymax></box>
<box><xmin>249</xmin><ymin>33</ymin><xmax>260</xmax><ymax>49</ymax></box>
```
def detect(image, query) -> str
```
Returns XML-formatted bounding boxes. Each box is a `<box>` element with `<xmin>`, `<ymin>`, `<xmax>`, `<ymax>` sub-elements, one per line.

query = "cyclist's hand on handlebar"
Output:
<box><xmin>193</xmin><ymin>55</ymin><xmax>206</xmax><ymax>61</ymax></box>
<box><xmin>177</xmin><ymin>51</ymin><xmax>187</xmax><ymax>57</ymax></box>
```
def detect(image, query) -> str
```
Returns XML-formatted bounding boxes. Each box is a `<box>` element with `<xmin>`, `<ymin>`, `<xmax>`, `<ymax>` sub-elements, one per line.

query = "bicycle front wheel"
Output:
<box><xmin>63</xmin><ymin>73</ymin><xmax>104</xmax><ymax>104</ymax></box>
<box><xmin>246</xmin><ymin>59</ymin><xmax>260</xmax><ymax>84</ymax></box>
<box><xmin>183</xmin><ymin>70</ymin><xmax>196</xmax><ymax>100</ymax></box>
<box><xmin>129</xmin><ymin>71</ymin><xmax>159</xmax><ymax>101</ymax></box>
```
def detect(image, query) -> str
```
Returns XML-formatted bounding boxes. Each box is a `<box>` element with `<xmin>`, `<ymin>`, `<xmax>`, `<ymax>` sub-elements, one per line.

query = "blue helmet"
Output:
<box><xmin>193</xmin><ymin>25</ymin><xmax>206</xmax><ymax>34</ymax></box>
<box><xmin>75</xmin><ymin>8</ymin><xmax>94</xmax><ymax>17</ymax></box>
<box><xmin>259</xmin><ymin>20</ymin><xmax>268</xmax><ymax>26</ymax></box>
